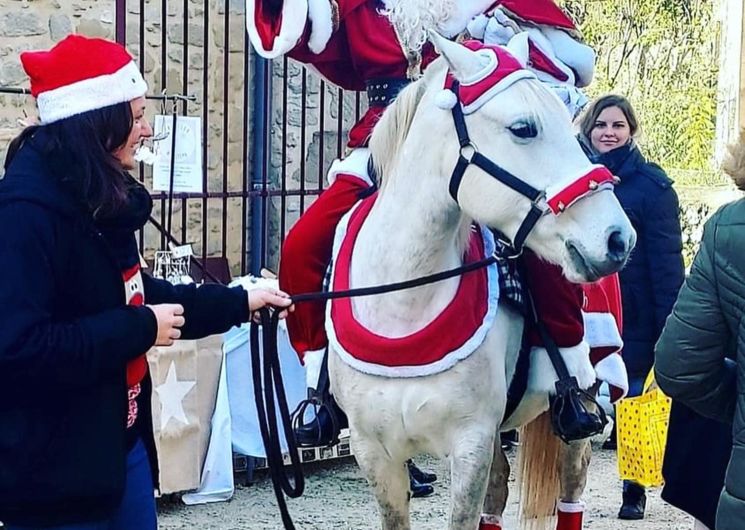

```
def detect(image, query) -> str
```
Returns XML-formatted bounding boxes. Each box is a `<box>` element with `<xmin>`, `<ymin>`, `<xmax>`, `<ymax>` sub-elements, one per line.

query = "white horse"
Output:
<box><xmin>327</xmin><ymin>35</ymin><xmax>634</xmax><ymax>530</ymax></box>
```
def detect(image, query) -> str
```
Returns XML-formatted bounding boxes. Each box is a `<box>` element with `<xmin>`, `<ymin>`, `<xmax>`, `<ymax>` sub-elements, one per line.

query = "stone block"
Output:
<box><xmin>49</xmin><ymin>14</ymin><xmax>73</xmax><ymax>41</ymax></box>
<box><xmin>0</xmin><ymin>60</ymin><xmax>26</xmax><ymax>86</ymax></box>
<box><xmin>0</xmin><ymin>12</ymin><xmax>46</xmax><ymax>37</ymax></box>
<box><xmin>76</xmin><ymin>18</ymin><xmax>113</xmax><ymax>39</ymax></box>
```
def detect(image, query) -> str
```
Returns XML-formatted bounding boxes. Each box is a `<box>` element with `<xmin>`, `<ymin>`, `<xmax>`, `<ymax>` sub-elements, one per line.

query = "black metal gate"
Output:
<box><xmin>115</xmin><ymin>0</ymin><xmax>366</xmax><ymax>282</ymax></box>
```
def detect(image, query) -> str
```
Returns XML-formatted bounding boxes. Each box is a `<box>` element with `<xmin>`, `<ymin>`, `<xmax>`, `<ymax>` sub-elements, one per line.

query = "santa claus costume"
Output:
<box><xmin>247</xmin><ymin>2</ymin><xmax>628</xmax><ymax>528</ymax></box>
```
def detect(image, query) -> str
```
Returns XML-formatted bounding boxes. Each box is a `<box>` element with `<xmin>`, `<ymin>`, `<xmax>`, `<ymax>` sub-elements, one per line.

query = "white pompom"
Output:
<box><xmin>435</xmin><ymin>89</ymin><xmax>458</xmax><ymax>110</ymax></box>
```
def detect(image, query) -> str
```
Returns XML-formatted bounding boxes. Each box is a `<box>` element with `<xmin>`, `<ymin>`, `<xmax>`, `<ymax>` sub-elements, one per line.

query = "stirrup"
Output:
<box><xmin>550</xmin><ymin>376</ymin><xmax>607</xmax><ymax>443</ymax></box>
<box><xmin>291</xmin><ymin>388</ymin><xmax>344</xmax><ymax>448</ymax></box>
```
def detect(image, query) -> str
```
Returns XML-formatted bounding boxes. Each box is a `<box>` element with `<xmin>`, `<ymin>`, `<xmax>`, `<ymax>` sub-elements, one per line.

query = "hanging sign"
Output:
<box><xmin>152</xmin><ymin>114</ymin><xmax>204</xmax><ymax>193</ymax></box>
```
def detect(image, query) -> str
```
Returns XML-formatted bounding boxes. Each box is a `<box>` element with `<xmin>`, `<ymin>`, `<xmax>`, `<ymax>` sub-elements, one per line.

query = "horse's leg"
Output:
<box><xmin>352</xmin><ymin>433</ymin><xmax>411</xmax><ymax>530</ymax></box>
<box><xmin>556</xmin><ymin>384</ymin><xmax>599</xmax><ymax>530</ymax></box>
<box><xmin>481</xmin><ymin>434</ymin><xmax>509</xmax><ymax>530</ymax></box>
<box><xmin>556</xmin><ymin>438</ymin><xmax>591</xmax><ymax>530</ymax></box>
<box><xmin>449</xmin><ymin>427</ymin><xmax>496</xmax><ymax>530</ymax></box>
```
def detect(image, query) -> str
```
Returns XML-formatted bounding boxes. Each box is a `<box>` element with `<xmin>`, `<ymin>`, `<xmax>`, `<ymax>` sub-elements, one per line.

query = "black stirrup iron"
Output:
<box><xmin>528</xmin><ymin>294</ymin><xmax>608</xmax><ymax>443</ymax></box>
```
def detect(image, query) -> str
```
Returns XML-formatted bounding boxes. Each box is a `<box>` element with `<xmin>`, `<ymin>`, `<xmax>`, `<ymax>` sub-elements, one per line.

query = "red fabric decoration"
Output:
<box><xmin>498</xmin><ymin>0</ymin><xmax>577</xmax><ymax>30</ymax></box>
<box><xmin>528</xmin><ymin>40</ymin><xmax>569</xmax><ymax>82</ymax></box>
<box><xmin>330</xmin><ymin>195</ymin><xmax>490</xmax><ymax>369</ymax></box>
<box><xmin>444</xmin><ymin>40</ymin><xmax>534</xmax><ymax>114</ymax></box>
<box><xmin>546</xmin><ymin>166</ymin><xmax>616</xmax><ymax>215</ymax></box>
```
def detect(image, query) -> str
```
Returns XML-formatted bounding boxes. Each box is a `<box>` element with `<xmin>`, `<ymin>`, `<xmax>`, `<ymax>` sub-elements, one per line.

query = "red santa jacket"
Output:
<box><xmin>247</xmin><ymin>0</ymin><xmax>592</xmax><ymax>147</ymax></box>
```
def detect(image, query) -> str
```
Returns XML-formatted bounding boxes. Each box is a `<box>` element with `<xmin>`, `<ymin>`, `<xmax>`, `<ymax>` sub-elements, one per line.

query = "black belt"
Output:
<box><xmin>366</xmin><ymin>77</ymin><xmax>410</xmax><ymax>107</ymax></box>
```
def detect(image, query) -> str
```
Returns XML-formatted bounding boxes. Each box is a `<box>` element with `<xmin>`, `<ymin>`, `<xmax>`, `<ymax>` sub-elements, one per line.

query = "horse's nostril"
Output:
<box><xmin>607</xmin><ymin>230</ymin><xmax>627</xmax><ymax>263</ymax></box>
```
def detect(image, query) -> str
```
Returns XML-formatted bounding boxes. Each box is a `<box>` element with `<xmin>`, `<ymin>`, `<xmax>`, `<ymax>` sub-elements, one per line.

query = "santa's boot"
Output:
<box><xmin>293</xmin><ymin>349</ymin><xmax>346</xmax><ymax>447</ymax></box>
<box><xmin>556</xmin><ymin>501</ymin><xmax>584</xmax><ymax>530</ymax></box>
<box><xmin>479</xmin><ymin>514</ymin><xmax>503</xmax><ymax>530</ymax></box>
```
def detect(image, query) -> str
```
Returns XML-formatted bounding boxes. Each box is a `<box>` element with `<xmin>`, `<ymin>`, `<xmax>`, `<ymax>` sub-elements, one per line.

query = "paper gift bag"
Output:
<box><xmin>147</xmin><ymin>335</ymin><xmax>223</xmax><ymax>494</ymax></box>
<box><xmin>616</xmin><ymin>371</ymin><xmax>672</xmax><ymax>488</ymax></box>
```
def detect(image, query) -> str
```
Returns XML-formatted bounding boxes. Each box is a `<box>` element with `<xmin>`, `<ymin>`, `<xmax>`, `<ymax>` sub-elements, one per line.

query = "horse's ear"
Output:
<box><xmin>429</xmin><ymin>31</ymin><xmax>483</xmax><ymax>81</ymax></box>
<box><xmin>505</xmin><ymin>32</ymin><xmax>529</xmax><ymax>68</ymax></box>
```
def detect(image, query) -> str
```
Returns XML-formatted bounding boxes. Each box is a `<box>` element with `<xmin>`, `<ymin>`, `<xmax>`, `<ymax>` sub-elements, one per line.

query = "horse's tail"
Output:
<box><xmin>516</xmin><ymin>411</ymin><xmax>562</xmax><ymax>530</ymax></box>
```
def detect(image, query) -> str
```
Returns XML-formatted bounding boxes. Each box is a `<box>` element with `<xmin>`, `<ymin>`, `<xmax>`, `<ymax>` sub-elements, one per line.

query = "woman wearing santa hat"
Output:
<box><xmin>0</xmin><ymin>35</ymin><xmax>291</xmax><ymax>530</ymax></box>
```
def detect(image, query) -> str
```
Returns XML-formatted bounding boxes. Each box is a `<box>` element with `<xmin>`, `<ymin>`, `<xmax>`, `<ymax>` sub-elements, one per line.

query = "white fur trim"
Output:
<box><xmin>467</xmin><ymin>14</ymin><xmax>489</xmax><ymax>40</ymax></box>
<box><xmin>327</xmin><ymin>219</ymin><xmax>500</xmax><ymax>378</ymax></box>
<box><xmin>307</xmin><ymin>0</ymin><xmax>334</xmax><ymax>54</ymax></box>
<box><xmin>557</xmin><ymin>500</ymin><xmax>585</xmax><ymax>513</ymax></box>
<box><xmin>461</xmin><ymin>69</ymin><xmax>535</xmax><ymax>115</ymax></box>
<box><xmin>36</xmin><ymin>61</ymin><xmax>147</xmax><ymax>124</ymax></box>
<box><xmin>480</xmin><ymin>514</ymin><xmax>503</xmax><ymax>524</ymax></box>
<box><xmin>304</xmin><ymin>348</ymin><xmax>325</xmax><ymax>390</ymax></box>
<box><xmin>594</xmin><ymin>353</ymin><xmax>628</xmax><ymax>397</ymax></box>
<box><xmin>435</xmin><ymin>89</ymin><xmax>458</xmax><ymax>110</ymax></box>
<box><xmin>527</xmin><ymin>342</ymin><xmax>595</xmax><ymax>395</ymax></box>
<box><xmin>246</xmin><ymin>0</ymin><xmax>309</xmax><ymax>59</ymax></box>
<box><xmin>525</xmin><ymin>27</ymin><xmax>575</xmax><ymax>86</ymax></box>
<box><xmin>327</xmin><ymin>148</ymin><xmax>373</xmax><ymax>186</ymax></box>
<box><xmin>542</xmin><ymin>27</ymin><xmax>595</xmax><ymax>88</ymax></box>
<box><xmin>582</xmin><ymin>311</ymin><xmax>622</xmax><ymax>350</ymax></box>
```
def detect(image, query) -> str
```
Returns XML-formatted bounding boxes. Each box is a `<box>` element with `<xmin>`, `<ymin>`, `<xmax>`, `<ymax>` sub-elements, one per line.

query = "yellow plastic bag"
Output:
<box><xmin>616</xmin><ymin>371</ymin><xmax>671</xmax><ymax>487</ymax></box>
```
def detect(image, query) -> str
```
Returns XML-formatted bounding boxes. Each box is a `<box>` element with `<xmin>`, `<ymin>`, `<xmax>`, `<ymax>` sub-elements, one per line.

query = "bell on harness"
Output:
<box><xmin>550</xmin><ymin>376</ymin><xmax>607</xmax><ymax>444</ymax></box>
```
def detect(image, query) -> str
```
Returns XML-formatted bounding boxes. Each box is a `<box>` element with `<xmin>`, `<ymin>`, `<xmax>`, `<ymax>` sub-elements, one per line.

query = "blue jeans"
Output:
<box><xmin>623</xmin><ymin>373</ymin><xmax>648</xmax><ymax>493</ymax></box>
<box><xmin>6</xmin><ymin>438</ymin><xmax>157</xmax><ymax>530</ymax></box>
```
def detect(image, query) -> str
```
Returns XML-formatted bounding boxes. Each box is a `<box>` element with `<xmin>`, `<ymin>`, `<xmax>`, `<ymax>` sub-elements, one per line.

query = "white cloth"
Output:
<box><xmin>182</xmin><ymin>350</ymin><xmax>234</xmax><ymax>505</ymax></box>
<box><xmin>225</xmin><ymin>322</ymin><xmax>307</xmax><ymax>458</ymax></box>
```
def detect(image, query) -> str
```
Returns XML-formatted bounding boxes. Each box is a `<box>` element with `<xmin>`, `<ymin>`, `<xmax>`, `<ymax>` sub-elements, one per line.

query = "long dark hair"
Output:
<box><xmin>577</xmin><ymin>94</ymin><xmax>640</xmax><ymax>141</ymax></box>
<box><xmin>4</xmin><ymin>102</ymin><xmax>135</xmax><ymax>219</ymax></box>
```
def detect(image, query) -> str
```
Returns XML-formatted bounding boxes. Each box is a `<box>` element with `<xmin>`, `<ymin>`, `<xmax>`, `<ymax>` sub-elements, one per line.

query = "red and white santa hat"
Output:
<box><xmin>20</xmin><ymin>34</ymin><xmax>148</xmax><ymax>125</ymax></box>
<box><xmin>435</xmin><ymin>40</ymin><xmax>535</xmax><ymax>115</ymax></box>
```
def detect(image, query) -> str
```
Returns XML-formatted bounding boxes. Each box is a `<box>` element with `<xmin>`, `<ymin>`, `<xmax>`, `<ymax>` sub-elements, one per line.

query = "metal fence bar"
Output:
<box><xmin>112</xmin><ymin>0</ymin><xmax>362</xmax><ymax>281</ymax></box>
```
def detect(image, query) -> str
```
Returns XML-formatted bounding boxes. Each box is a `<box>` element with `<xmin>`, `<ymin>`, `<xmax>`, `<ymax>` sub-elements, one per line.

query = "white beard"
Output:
<box><xmin>381</xmin><ymin>0</ymin><xmax>457</xmax><ymax>56</ymax></box>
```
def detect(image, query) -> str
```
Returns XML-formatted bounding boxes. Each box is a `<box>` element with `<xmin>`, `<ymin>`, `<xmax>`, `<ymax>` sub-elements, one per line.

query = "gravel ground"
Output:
<box><xmin>158</xmin><ymin>442</ymin><xmax>692</xmax><ymax>529</ymax></box>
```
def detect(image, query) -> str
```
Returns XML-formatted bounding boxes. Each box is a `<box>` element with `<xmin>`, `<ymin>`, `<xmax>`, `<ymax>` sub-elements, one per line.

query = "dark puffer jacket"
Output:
<box><xmin>655</xmin><ymin>199</ymin><xmax>745</xmax><ymax>530</ymax></box>
<box><xmin>593</xmin><ymin>144</ymin><xmax>685</xmax><ymax>377</ymax></box>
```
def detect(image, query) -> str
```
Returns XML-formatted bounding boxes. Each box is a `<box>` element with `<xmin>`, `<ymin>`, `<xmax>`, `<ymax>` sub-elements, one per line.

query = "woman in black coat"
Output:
<box><xmin>578</xmin><ymin>94</ymin><xmax>685</xmax><ymax>521</ymax></box>
<box><xmin>0</xmin><ymin>35</ymin><xmax>291</xmax><ymax>530</ymax></box>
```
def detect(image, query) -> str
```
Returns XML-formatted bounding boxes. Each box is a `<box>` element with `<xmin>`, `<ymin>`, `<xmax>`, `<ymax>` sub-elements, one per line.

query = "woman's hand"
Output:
<box><xmin>147</xmin><ymin>303</ymin><xmax>185</xmax><ymax>346</ymax></box>
<box><xmin>248</xmin><ymin>288</ymin><xmax>294</xmax><ymax>322</ymax></box>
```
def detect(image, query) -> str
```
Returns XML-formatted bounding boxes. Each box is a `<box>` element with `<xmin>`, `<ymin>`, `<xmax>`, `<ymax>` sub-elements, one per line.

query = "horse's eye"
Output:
<box><xmin>508</xmin><ymin>121</ymin><xmax>538</xmax><ymax>139</ymax></box>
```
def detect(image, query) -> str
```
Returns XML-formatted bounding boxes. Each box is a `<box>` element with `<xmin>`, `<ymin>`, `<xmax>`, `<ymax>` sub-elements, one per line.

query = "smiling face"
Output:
<box><xmin>112</xmin><ymin>96</ymin><xmax>152</xmax><ymax>170</ymax></box>
<box><xmin>590</xmin><ymin>105</ymin><xmax>632</xmax><ymax>154</ymax></box>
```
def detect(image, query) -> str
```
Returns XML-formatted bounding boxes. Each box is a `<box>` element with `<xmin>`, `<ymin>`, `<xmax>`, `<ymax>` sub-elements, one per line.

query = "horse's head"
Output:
<box><xmin>390</xmin><ymin>35</ymin><xmax>635</xmax><ymax>282</ymax></box>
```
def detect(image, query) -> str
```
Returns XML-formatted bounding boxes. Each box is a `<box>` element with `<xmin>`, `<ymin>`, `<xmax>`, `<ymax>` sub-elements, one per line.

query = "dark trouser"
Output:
<box><xmin>6</xmin><ymin>439</ymin><xmax>157</xmax><ymax>530</ymax></box>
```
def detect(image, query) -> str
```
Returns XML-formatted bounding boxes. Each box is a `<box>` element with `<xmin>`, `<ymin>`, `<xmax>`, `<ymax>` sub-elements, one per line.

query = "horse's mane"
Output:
<box><xmin>368</xmin><ymin>73</ymin><xmax>428</xmax><ymax>191</ymax></box>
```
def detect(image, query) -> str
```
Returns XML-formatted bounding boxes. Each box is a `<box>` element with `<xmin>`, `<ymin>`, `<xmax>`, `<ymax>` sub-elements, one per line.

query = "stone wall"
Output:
<box><xmin>0</xmin><ymin>0</ymin><xmax>359</xmax><ymax>277</ymax></box>
<box><xmin>0</xmin><ymin>0</ymin><xmax>116</xmax><ymax>158</ymax></box>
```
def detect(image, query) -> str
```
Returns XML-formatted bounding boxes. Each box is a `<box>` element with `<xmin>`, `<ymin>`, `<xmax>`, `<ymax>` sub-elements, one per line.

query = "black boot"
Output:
<box><xmin>618</xmin><ymin>483</ymin><xmax>646</xmax><ymax>520</ymax></box>
<box><xmin>293</xmin><ymin>399</ymin><xmax>348</xmax><ymax>448</ymax></box>
<box><xmin>406</xmin><ymin>460</ymin><xmax>437</xmax><ymax>484</ymax></box>
<box><xmin>409</xmin><ymin>475</ymin><xmax>434</xmax><ymax>498</ymax></box>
